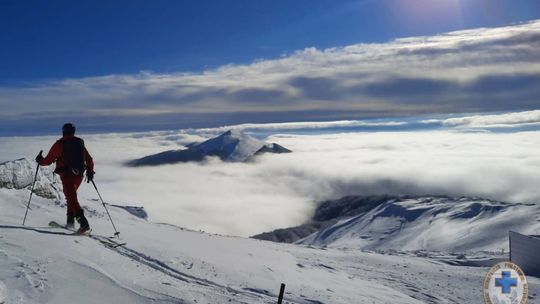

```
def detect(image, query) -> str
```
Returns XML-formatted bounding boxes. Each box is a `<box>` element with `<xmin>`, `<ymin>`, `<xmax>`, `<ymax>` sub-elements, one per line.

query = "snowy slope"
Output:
<box><xmin>3</xmin><ymin>187</ymin><xmax>538</xmax><ymax>303</ymax></box>
<box><xmin>128</xmin><ymin>130</ymin><xmax>291</xmax><ymax>166</ymax></box>
<box><xmin>297</xmin><ymin>196</ymin><xmax>540</xmax><ymax>252</ymax></box>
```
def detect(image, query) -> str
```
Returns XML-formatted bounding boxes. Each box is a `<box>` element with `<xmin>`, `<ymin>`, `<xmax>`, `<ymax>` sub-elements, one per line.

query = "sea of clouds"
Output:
<box><xmin>1</xmin><ymin>111</ymin><xmax>539</xmax><ymax>237</ymax></box>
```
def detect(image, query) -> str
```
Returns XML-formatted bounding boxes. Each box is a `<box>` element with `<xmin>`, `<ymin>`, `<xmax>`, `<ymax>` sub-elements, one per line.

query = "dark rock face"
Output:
<box><xmin>254</xmin><ymin>143</ymin><xmax>292</xmax><ymax>155</ymax></box>
<box><xmin>252</xmin><ymin>223</ymin><xmax>325</xmax><ymax>243</ymax></box>
<box><xmin>126</xmin><ymin>149</ymin><xmax>206</xmax><ymax>166</ymax></box>
<box><xmin>314</xmin><ymin>195</ymin><xmax>399</xmax><ymax>221</ymax></box>
<box><xmin>110</xmin><ymin>204</ymin><xmax>148</xmax><ymax>220</ymax></box>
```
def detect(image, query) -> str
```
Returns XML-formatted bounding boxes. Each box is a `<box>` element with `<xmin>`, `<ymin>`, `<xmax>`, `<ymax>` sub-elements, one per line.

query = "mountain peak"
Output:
<box><xmin>220</xmin><ymin>130</ymin><xmax>234</xmax><ymax>136</ymax></box>
<box><xmin>127</xmin><ymin>131</ymin><xmax>291</xmax><ymax>166</ymax></box>
<box><xmin>193</xmin><ymin>130</ymin><xmax>264</xmax><ymax>161</ymax></box>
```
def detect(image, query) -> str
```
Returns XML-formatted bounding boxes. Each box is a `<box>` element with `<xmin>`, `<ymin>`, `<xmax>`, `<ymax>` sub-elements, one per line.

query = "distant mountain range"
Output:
<box><xmin>252</xmin><ymin>195</ymin><xmax>540</xmax><ymax>252</ymax></box>
<box><xmin>127</xmin><ymin>130</ymin><xmax>291</xmax><ymax>166</ymax></box>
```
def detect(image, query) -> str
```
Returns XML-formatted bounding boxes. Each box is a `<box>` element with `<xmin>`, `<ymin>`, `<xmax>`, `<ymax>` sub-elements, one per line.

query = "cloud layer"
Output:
<box><xmin>2</xmin><ymin>113</ymin><xmax>539</xmax><ymax>237</ymax></box>
<box><xmin>1</xmin><ymin>20</ymin><xmax>539</xmax><ymax>133</ymax></box>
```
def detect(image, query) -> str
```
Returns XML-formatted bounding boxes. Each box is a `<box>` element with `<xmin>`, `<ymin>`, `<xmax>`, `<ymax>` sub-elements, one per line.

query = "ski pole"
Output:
<box><xmin>91</xmin><ymin>180</ymin><xmax>120</xmax><ymax>237</ymax></box>
<box><xmin>277</xmin><ymin>283</ymin><xmax>286</xmax><ymax>304</ymax></box>
<box><xmin>22</xmin><ymin>151</ymin><xmax>42</xmax><ymax>225</ymax></box>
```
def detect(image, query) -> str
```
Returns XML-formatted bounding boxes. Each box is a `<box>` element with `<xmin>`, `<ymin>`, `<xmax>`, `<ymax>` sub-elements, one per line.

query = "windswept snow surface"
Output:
<box><xmin>298</xmin><ymin>196</ymin><xmax>540</xmax><ymax>252</ymax></box>
<box><xmin>3</xmin><ymin>189</ymin><xmax>538</xmax><ymax>303</ymax></box>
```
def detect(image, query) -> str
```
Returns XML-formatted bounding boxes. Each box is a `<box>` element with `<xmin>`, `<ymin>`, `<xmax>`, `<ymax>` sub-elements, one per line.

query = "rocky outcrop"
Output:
<box><xmin>0</xmin><ymin>158</ymin><xmax>62</xmax><ymax>200</ymax></box>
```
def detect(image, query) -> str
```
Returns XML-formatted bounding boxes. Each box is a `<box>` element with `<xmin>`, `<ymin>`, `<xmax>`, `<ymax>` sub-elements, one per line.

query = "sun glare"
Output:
<box><xmin>392</xmin><ymin>0</ymin><xmax>464</xmax><ymax>31</ymax></box>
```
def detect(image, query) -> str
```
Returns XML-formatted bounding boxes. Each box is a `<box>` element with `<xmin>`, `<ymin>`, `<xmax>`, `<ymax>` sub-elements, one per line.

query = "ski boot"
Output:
<box><xmin>75</xmin><ymin>209</ymin><xmax>91</xmax><ymax>234</ymax></box>
<box><xmin>66</xmin><ymin>212</ymin><xmax>75</xmax><ymax>229</ymax></box>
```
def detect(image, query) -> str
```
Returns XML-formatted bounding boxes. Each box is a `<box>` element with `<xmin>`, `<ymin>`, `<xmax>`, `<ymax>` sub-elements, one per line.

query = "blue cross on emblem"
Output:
<box><xmin>495</xmin><ymin>271</ymin><xmax>518</xmax><ymax>294</ymax></box>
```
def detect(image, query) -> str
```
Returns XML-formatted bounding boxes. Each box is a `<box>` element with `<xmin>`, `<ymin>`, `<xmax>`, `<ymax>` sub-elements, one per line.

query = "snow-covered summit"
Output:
<box><xmin>194</xmin><ymin>129</ymin><xmax>267</xmax><ymax>162</ymax></box>
<box><xmin>127</xmin><ymin>130</ymin><xmax>291</xmax><ymax>166</ymax></box>
<box><xmin>0</xmin><ymin>158</ymin><xmax>62</xmax><ymax>200</ymax></box>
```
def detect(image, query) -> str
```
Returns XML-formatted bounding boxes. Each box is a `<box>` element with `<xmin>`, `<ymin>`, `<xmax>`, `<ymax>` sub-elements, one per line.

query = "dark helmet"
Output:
<box><xmin>62</xmin><ymin>123</ymin><xmax>76</xmax><ymax>136</ymax></box>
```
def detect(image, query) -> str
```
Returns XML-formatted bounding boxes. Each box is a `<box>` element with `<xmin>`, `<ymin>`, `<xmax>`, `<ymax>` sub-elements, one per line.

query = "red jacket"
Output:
<box><xmin>39</xmin><ymin>135</ymin><xmax>94</xmax><ymax>173</ymax></box>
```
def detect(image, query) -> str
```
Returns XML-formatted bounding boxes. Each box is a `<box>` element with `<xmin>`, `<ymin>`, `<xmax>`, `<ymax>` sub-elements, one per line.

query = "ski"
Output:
<box><xmin>48</xmin><ymin>221</ymin><xmax>73</xmax><ymax>231</ymax></box>
<box><xmin>94</xmin><ymin>235</ymin><xmax>127</xmax><ymax>248</ymax></box>
<box><xmin>48</xmin><ymin>221</ymin><xmax>126</xmax><ymax>248</ymax></box>
<box><xmin>97</xmin><ymin>239</ymin><xmax>127</xmax><ymax>248</ymax></box>
<box><xmin>48</xmin><ymin>221</ymin><xmax>91</xmax><ymax>235</ymax></box>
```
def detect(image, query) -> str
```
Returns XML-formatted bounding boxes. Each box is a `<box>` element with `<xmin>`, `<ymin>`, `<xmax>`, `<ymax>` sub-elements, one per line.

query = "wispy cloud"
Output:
<box><xmin>440</xmin><ymin>110</ymin><xmax>540</xmax><ymax>128</ymax></box>
<box><xmin>1</xmin><ymin>20</ymin><xmax>539</xmax><ymax>133</ymax></box>
<box><xmin>195</xmin><ymin>120</ymin><xmax>408</xmax><ymax>134</ymax></box>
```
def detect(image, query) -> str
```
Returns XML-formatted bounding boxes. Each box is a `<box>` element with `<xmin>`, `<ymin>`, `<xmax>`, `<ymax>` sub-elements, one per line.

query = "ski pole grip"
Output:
<box><xmin>36</xmin><ymin>150</ymin><xmax>43</xmax><ymax>166</ymax></box>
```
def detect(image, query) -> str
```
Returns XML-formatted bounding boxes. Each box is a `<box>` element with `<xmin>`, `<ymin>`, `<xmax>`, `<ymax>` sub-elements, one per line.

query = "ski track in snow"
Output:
<box><xmin>8</xmin><ymin>226</ymin><xmax>258</xmax><ymax>302</ymax></box>
<box><xmin>64</xmin><ymin>260</ymin><xmax>186</xmax><ymax>304</ymax></box>
<box><xmin>88</xmin><ymin>234</ymin><xmax>276</xmax><ymax>303</ymax></box>
<box><xmin>0</xmin><ymin>228</ymin><xmax>238</xmax><ymax>304</ymax></box>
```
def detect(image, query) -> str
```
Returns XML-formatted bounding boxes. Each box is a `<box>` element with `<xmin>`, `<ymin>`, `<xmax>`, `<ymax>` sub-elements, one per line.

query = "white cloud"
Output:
<box><xmin>1</xmin><ymin>19</ymin><xmax>539</xmax><ymax>131</ymax></box>
<box><xmin>440</xmin><ymin>110</ymin><xmax>540</xmax><ymax>128</ymax></box>
<box><xmin>194</xmin><ymin>120</ymin><xmax>408</xmax><ymax>134</ymax></box>
<box><xmin>2</xmin><ymin>124</ymin><xmax>540</xmax><ymax>237</ymax></box>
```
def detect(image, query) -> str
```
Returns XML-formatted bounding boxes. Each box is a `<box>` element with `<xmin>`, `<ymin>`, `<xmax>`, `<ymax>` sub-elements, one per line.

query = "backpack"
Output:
<box><xmin>61</xmin><ymin>137</ymin><xmax>86</xmax><ymax>175</ymax></box>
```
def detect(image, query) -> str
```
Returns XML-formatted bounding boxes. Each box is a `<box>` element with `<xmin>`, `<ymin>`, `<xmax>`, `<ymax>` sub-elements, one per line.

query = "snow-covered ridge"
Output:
<box><xmin>296</xmin><ymin>196</ymin><xmax>540</xmax><ymax>252</ymax></box>
<box><xmin>127</xmin><ymin>130</ymin><xmax>291</xmax><ymax>166</ymax></box>
<box><xmin>0</xmin><ymin>158</ymin><xmax>62</xmax><ymax>200</ymax></box>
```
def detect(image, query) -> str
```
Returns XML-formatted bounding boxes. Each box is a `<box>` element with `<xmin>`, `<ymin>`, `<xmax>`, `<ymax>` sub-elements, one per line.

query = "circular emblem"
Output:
<box><xmin>484</xmin><ymin>261</ymin><xmax>528</xmax><ymax>304</ymax></box>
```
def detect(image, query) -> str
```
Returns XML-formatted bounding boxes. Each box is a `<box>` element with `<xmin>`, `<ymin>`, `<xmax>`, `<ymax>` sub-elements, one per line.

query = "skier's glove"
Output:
<box><xmin>35</xmin><ymin>151</ymin><xmax>44</xmax><ymax>164</ymax></box>
<box><xmin>86</xmin><ymin>170</ymin><xmax>95</xmax><ymax>183</ymax></box>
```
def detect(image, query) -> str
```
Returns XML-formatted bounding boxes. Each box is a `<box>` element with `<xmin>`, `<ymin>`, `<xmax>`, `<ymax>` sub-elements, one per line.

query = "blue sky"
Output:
<box><xmin>1</xmin><ymin>0</ymin><xmax>539</xmax><ymax>135</ymax></box>
<box><xmin>1</xmin><ymin>0</ymin><xmax>538</xmax><ymax>82</ymax></box>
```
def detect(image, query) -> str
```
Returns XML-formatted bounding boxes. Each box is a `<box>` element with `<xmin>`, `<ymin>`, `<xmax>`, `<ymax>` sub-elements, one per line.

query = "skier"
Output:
<box><xmin>36</xmin><ymin>123</ymin><xmax>95</xmax><ymax>234</ymax></box>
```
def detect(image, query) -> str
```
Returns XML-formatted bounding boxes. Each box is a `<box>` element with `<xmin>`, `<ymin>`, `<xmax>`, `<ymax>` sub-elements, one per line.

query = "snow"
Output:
<box><xmin>298</xmin><ymin>197</ymin><xmax>540</xmax><ymax>252</ymax></box>
<box><xmin>0</xmin><ymin>158</ymin><xmax>62</xmax><ymax>200</ymax></box>
<box><xmin>195</xmin><ymin>130</ymin><xmax>266</xmax><ymax>162</ymax></box>
<box><xmin>1</xmin><ymin>129</ymin><xmax>540</xmax><ymax>303</ymax></box>
<box><xmin>2</xmin><ymin>187</ymin><xmax>538</xmax><ymax>303</ymax></box>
